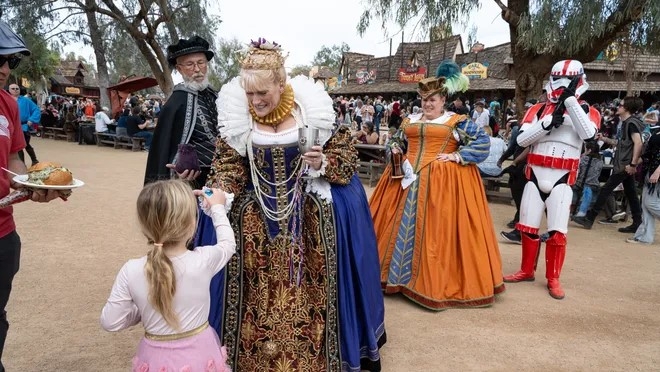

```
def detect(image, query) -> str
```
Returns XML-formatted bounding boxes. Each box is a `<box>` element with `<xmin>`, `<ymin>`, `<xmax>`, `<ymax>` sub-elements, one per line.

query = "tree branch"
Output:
<box><xmin>571</xmin><ymin>0</ymin><xmax>646</xmax><ymax>62</ymax></box>
<box><xmin>492</xmin><ymin>0</ymin><xmax>520</xmax><ymax>25</ymax></box>
<box><xmin>43</xmin><ymin>11</ymin><xmax>86</xmax><ymax>36</ymax></box>
<box><xmin>44</xmin><ymin>29</ymin><xmax>90</xmax><ymax>41</ymax></box>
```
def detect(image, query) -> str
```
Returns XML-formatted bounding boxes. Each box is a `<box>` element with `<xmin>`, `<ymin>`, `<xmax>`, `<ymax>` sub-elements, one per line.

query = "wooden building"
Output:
<box><xmin>330</xmin><ymin>35</ymin><xmax>464</xmax><ymax>96</ymax></box>
<box><xmin>49</xmin><ymin>60</ymin><xmax>100</xmax><ymax>98</ymax></box>
<box><xmin>330</xmin><ymin>38</ymin><xmax>660</xmax><ymax>103</ymax></box>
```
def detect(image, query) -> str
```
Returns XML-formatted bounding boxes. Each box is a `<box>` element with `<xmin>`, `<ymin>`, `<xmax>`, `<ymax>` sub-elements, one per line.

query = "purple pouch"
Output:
<box><xmin>175</xmin><ymin>144</ymin><xmax>201</xmax><ymax>173</ymax></box>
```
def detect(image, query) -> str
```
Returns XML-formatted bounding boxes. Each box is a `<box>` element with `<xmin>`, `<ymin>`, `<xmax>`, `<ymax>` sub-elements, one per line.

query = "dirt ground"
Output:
<box><xmin>4</xmin><ymin>138</ymin><xmax>660</xmax><ymax>371</ymax></box>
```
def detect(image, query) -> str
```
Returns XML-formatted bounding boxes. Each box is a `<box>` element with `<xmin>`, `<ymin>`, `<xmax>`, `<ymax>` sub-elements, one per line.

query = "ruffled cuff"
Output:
<box><xmin>305</xmin><ymin>154</ymin><xmax>328</xmax><ymax>178</ymax></box>
<box><xmin>200</xmin><ymin>192</ymin><xmax>235</xmax><ymax>216</ymax></box>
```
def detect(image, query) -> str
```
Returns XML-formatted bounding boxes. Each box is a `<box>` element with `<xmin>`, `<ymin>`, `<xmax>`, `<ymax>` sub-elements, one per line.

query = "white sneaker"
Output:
<box><xmin>626</xmin><ymin>237</ymin><xmax>649</xmax><ymax>244</ymax></box>
<box><xmin>612</xmin><ymin>211</ymin><xmax>627</xmax><ymax>221</ymax></box>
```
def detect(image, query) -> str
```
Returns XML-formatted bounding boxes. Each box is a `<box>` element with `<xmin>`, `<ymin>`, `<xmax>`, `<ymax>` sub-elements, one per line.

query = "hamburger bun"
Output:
<box><xmin>27</xmin><ymin>162</ymin><xmax>74</xmax><ymax>186</ymax></box>
<box><xmin>44</xmin><ymin>169</ymin><xmax>74</xmax><ymax>185</ymax></box>
<box><xmin>28</xmin><ymin>161</ymin><xmax>62</xmax><ymax>173</ymax></box>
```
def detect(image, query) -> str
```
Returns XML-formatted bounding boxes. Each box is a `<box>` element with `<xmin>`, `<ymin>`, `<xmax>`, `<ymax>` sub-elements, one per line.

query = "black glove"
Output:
<box><xmin>550</xmin><ymin>110</ymin><xmax>564</xmax><ymax>129</ymax></box>
<box><xmin>559</xmin><ymin>76</ymin><xmax>580</xmax><ymax>103</ymax></box>
<box><xmin>559</xmin><ymin>87</ymin><xmax>575</xmax><ymax>103</ymax></box>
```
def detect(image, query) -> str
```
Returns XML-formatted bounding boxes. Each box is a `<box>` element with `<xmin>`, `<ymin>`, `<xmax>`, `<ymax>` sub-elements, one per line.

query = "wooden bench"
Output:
<box><xmin>95</xmin><ymin>132</ymin><xmax>117</xmax><ymax>147</ymax></box>
<box><xmin>482</xmin><ymin>174</ymin><xmax>512</xmax><ymax>203</ymax></box>
<box><xmin>357</xmin><ymin>161</ymin><xmax>386</xmax><ymax>187</ymax></box>
<box><xmin>115</xmin><ymin>135</ymin><xmax>146</xmax><ymax>151</ymax></box>
<box><xmin>94</xmin><ymin>132</ymin><xmax>146</xmax><ymax>151</ymax></box>
<box><xmin>482</xmin><ymin>175</ymin><xmax>509</xmax><ymax>192</ymax></box>
<box><xmin>42</xmin><ymin>127</ymin><xmax>71</xmax><ymax>141</ymax></box>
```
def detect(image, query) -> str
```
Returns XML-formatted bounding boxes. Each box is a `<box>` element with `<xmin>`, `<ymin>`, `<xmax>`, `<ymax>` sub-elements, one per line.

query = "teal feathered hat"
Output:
<box><xmin>435</xmin><ymin>60</ymin><xmax>469</xmax><ymax>95</ymax></box>
<box><xmin>417</xmin><ymin>59</ymin><xmax>469</xmax><ymax>98</ymax></box>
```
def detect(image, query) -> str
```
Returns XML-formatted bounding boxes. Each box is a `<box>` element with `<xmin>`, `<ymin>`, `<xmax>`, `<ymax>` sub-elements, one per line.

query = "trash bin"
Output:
<box><xmin>82</xmin><ymin>125</ymin><xmax>96</xmax><ymax>145</ymax></box>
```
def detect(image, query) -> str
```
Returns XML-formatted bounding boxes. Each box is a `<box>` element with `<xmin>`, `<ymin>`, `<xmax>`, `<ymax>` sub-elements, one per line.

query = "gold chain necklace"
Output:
<box><xmin>249</xmin><ymin>84</ymin><xmax>295</xmax><ymax>128</ymax></box>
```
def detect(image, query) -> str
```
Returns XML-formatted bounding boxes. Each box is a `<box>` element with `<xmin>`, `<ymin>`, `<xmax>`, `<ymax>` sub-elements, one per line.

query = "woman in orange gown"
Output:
<box><xmin>370</xmin><ymin>61</ymin><xmax>505</xmax><ymax>310</ymax></box>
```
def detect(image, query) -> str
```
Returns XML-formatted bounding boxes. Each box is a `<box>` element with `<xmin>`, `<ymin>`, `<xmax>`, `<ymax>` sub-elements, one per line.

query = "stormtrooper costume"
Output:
<box><xmin>504</xmin><ymin>60</ymin><xmax>600</xmax><ymax>299</ymax></box>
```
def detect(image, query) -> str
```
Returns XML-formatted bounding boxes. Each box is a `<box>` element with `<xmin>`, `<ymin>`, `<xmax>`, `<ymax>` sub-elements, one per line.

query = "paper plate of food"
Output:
<box><xmin>12</xmin><ymin>162</ymin><xmax>85</xmax><ymax>190</ymax></box>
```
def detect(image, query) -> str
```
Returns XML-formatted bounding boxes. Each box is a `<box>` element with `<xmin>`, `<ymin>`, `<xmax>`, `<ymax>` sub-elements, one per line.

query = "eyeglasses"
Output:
<box><xmin>9</xmin><ymin>87</ymin><xmax>19</xmax><ymax>90</ymax></box>
<box><xmin>177</xmin><ymin>60</ymin><xmax>208</xmax><ymax>70</ymax></box>
<box><xmin>0</xmin><ymin>55</ymin><xmax>22</xmax><ymax>70</ymax></box>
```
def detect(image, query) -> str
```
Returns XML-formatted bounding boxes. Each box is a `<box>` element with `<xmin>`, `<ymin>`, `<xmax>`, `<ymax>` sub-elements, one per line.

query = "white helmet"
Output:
<box><xmin>545</xmin><ymin>60</ymin><xmax>589</xmax><ymax>103</ymax></box>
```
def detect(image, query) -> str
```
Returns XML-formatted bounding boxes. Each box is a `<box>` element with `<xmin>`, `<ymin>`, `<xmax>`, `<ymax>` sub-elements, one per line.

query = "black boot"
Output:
<box><xmin>500</xmin><ymin>229</ymin><xmax>521</xmax><ymax>244</ymax></box>
<box><xmin>25</xmin><ymin>147</ymin><xmax>38</xmax><ymax>166</ymax></box>
<box><xmin>573</xmin><ymin>210</ymin><xmax>596</xmax><ymax>229</ymax></box>
<box><xmin>618</xmin><ymin>222</ymin><xmax>640</xmax><ymax>233</ymax></box>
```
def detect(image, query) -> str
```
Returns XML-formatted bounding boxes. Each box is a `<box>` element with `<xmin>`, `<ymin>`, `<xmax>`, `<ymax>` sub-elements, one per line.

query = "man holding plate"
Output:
<box><xmin>0</xmin><ymin>20</ymin><xmax>61</xmax><ymax>372</ymax></box>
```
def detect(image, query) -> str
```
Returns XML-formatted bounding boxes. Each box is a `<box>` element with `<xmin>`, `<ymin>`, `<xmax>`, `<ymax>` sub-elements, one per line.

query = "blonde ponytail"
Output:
<box><xmin>136</xmin><ymin>180</ymin><xmax>198</xmax><ymax>330</ymax></box>
<box><xmin>144</xmin><ymin>243</ymin><xmax>179</xmax><ymax>330</ymax></box>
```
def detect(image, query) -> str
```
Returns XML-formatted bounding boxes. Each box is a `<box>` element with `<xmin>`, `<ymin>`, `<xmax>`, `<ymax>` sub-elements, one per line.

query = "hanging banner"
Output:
<box><xmin>356</xmin><ymin>69</ymin><xmax>377</xmax><ymax>85</ymax></box>
<box><xmin>461</xmin><ymin>62</ymin><xmax>488</xmax><ymax>80</ymax></box>
<box><xmin>398</xmin><ymin>67</ymin><xmax>427</xmax><ymax>83</ymax></box>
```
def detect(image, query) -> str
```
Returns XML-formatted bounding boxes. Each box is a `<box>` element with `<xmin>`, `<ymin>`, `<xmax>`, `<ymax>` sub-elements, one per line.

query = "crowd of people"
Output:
<box><xmin>2</xmin><ymin>19</ymin><xmax>660</xmax><ymax>372</ymax></box>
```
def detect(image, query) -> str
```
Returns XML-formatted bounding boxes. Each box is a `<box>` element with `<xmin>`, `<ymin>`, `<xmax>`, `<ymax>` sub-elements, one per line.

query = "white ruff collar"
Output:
<box><xmin>216</xmin><ymin>75</ymin><xmax>335</xmax><ymax>156</ymax></box>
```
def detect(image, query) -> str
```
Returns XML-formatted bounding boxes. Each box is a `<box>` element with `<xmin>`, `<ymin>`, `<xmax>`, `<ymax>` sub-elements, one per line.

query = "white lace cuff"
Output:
<box><xmin>305</xmin><ymin>178</ymin><xmax>333</xmax><ymax>202</ymax></box>
<box><xmin>305</xmin><ymin>154</ymin><xmax>328</xmax><ymax>178</ymax></box>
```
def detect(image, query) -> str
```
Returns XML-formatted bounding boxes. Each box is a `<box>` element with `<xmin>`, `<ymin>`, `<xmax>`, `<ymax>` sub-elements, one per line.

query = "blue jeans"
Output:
<box><xmin>0</xmin><ymin>231</ymin><xmax>20</xmax><ymax>372</ymax></box>
<box><xmin>132</xmin><ymin>131</ymin><xmax>153</xmax><ymax>149</ymax></box>
<box><xmin>634</xmin><ymin>185</ymin><xmax>660</xmax><ymax>243</ymax></box>
<box><xmin>573</xmin><ymin>185</ymin><xmax>599</xmax><ymax>216</ymax></box>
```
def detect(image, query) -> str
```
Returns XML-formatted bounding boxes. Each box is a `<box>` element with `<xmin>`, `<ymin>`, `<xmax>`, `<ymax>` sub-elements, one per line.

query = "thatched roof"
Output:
<box><xmin>455</xmin><ymin>42</ymin><xmax>510</xmax><ymax>80</ymax></box>
<box><xmin>51</xmin><ymin>59</ymin><xmax>98</xmax><ymax>88</ymax></box>
<box><xmin>313</xmin><ymin>66</ymin><xmax>337</xmax><ymax>79</ymax></box>
<box><xmin>329</xmin><ymin>81</ymin><xmax>418</xmax><ymax>95</ymax></box>
<box><xmin>332</xmin><ymin>35</ymin><xmax>464</xmax><ymax>95</ymax></box>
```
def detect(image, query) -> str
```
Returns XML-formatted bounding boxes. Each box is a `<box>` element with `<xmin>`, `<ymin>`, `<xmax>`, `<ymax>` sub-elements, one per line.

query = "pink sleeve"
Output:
<box><xmin>100</xmin><ymin>262</ymin><xmax>141</xmax><ymax>332</ymax></box>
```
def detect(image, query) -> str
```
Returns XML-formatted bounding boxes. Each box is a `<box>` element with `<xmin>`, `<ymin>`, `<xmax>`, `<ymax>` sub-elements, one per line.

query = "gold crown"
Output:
<box><xmin>417</xmin><ymin>77</ymin><xmax>447</xmax><ymax>99</ymax></box>
<box><xmin>240</xmin><ymin>38</ymin><xmax>288</xmax><ymax>70</ymax></box>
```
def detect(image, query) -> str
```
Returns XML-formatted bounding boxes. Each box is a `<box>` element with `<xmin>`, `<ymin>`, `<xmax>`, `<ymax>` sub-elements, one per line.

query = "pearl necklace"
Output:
<box><xmin>249</xmin><ymin>84</ymin><xmax>295</xmax><ymax>129</ymax></box>
<box><xmin>246</xmin><ymin>131</ymin><xmax>303</xmax><ymax>223</ymax></box>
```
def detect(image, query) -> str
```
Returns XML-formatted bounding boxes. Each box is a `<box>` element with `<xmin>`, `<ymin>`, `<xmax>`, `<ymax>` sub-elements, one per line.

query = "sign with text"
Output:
<box><xmin>461</xmin><ymin>62</ymin><xmax>488</xmax><ymax>80</ymax></box>
<box><xmin>65</xmin><ymin>87</ymin><xmax>81</xmax><ymax>95</ymax></box>
<box><xmin>356</xmin><ymin>69</ymin><xmax>377</xmax><ymax>85</ymax></box>
<box><xmin>398</xmin><ymin>67</ymin><xmax>427</xmax><ymax>83</ymax></box>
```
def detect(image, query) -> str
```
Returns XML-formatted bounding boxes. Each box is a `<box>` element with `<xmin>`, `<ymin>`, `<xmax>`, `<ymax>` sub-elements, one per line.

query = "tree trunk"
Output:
<box><xmin>511</xmin><ymin>54</ymin><xmax>554</xmax><ymax>117</ymax></box>
<box><xmin>504</xmin><ymin>0</ymin><xmax>553</xmax><ymax>117</ymax></box>
<box><xmin>95</xmin><ymin>0</ymin><xmax>174</xmax><ymax>96</ymax></box>
<box><xmin>85</xmin><ymin>4</ymin><xmax>111</xmax><ymax>108</ymax></box>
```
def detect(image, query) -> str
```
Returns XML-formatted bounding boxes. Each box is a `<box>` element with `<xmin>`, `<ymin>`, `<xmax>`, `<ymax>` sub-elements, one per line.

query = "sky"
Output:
<box><xmin>63</xmin><ymin>0</ymin><xmax>511</xmax><ymax>71</ymax></box>
<box><xmin>213</xmin><ymin>0</ymin><xmax>511</xmax><ymax>67</ymax></box>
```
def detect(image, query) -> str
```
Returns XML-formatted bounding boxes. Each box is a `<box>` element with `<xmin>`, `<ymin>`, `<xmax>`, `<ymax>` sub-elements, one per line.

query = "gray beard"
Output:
<box><xmin>182</xmin><ymin>75</ymin><xmax>209</xmax><ymax>92</ymax></box>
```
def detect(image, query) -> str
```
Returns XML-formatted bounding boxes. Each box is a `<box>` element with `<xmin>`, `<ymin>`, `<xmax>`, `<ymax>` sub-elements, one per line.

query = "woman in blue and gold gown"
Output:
<box><xmin>370</xmin><ymin>61</ymin><xmax>505</xmax><ymax>311</ymax></box>
<box><xmin>196</xmin><ymin>40</ymin><xmax>385</xmax><ymax>372</ymax></box>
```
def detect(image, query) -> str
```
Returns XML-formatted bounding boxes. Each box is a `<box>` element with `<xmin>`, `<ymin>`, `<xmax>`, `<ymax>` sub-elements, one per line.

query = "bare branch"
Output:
<box><xmin>492</xmin><ymin>0</ymin><xmax>520</xmax><ymax>25</ymax></box>
<box><xmin>44</xmin><ymin>29</ymin><xmax>90</xmax><ymax>41</ymax></box>
<box><xmin>43</xmin><ymin>11</ymin><xmax>86</xmax><ymax>35</ymax></box>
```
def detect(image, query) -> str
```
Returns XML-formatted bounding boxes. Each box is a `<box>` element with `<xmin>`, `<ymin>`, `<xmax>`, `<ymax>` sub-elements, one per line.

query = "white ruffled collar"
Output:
<box><xmin>216</xmin><ymin>75</ymin><xmax>335</xmax><ymax>156</ymax></box>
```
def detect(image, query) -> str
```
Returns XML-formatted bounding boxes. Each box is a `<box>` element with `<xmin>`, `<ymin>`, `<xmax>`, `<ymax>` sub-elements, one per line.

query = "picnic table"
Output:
<box><xmin>354</xmin><ymin>143</ymin><xmax>387</xmax><ymax>186</ymax></box>
<box><xmin>354</xmin><ymin>143</ymin><xmax>386</xmax><ymax>162</ymax></box>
